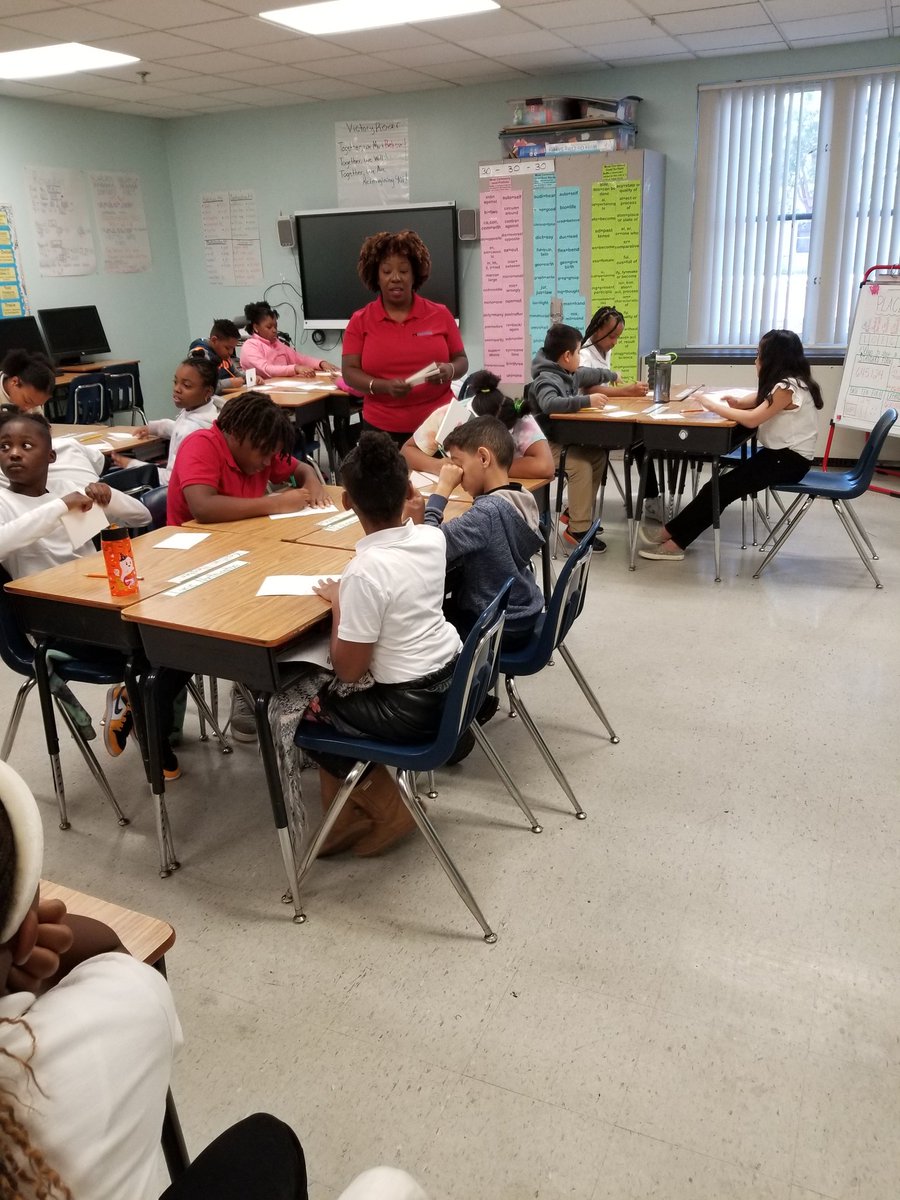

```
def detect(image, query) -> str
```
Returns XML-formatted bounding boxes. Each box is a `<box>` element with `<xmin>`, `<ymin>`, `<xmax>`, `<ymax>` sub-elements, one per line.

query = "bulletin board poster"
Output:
<box><xmin>481</xmin><ymin>183</ymin><xmax>525</xmax><ymax>380</ymax></box>
<box><xmin>25</xmin><ymin>166</ymin><xmax>97</xmax><ymax>277</ymax></box>
<box><xmin>200</xmin><ymin>190</ymin><xmax>264</xmax><ymax>287</ymax></box>
<box><xmin>88</xmin><ymin>171</ymin><xmax>151</xmax><ymax>274</ymax></box>
<box><xmin>336</xmin><ymin>119</ymin><xmax>409</xmax><ymax>208</ymax></box>
<box><xmin>0</xmin><ymin>204</ymin><xmax>29</xmax><ymax>318</ymax></box>
<box><xmin>591</xmin><ymin>166</ymin><xmax>641</xmax><ymax>378</ymax></box>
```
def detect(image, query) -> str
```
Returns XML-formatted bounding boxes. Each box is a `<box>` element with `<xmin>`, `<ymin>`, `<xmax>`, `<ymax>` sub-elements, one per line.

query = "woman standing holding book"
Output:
<box><xmin>341</xmin><ymin>230</ymin><xmax>468</xmax><ymax>448</ymax></box>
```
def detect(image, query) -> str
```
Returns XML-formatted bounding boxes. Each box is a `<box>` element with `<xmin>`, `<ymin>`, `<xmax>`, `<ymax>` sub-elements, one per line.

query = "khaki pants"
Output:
<box><xmin>551</xmin><ymin>442</ymin><xmax>608</xmax><ymax>533</ymax></box>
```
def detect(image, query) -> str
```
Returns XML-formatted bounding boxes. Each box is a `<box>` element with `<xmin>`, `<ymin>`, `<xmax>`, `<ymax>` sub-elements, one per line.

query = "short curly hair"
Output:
<box><xmin>357</xmin><ymin>230</ymin><xmax>431</xmax><ymax>293</ymax></box>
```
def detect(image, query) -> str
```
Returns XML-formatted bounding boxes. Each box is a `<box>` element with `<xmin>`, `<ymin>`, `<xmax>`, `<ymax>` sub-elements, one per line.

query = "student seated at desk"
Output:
<box><xmin>273</xmin><ymin>432</ymin><xmax>462</xmax><ymax>858</ymax></box>
<box><xmin>188</xmin><ymin>317</ymin><xmax>245</xmax><ymax>393</ymax></box>
<box><xmin>0</xmin><ymin>409</ymin><xmax>152</xmax><ymax>750</ymax></box>
<box><xmin>0</xmin><ymin>761</ymin><xmax>426</xmax><ymax>1200</ymax></box>
<box><xmin>531</xmin><ymin>323</ymin><xmax>617</xmax><ymax>555</ymax></box>
<box><xmin>640</xmin><ymin>329</ymin><xmax>822</xmax><ymax>562</ymax></box>
<box><xmin>239</xmin><ymin>302</ymin><xmax>340</xmax><ymax>381</ymax></box>
<box><xmin>111</xmin><ymin>358</ymin><xmax>218</xmax><ymax>485</ymax></box>
<box><xmin>418</xmin><ymin>415</ymin><xmax>544</xmax><ymax>652</ymax></box>
<box><xmin>401</xmin><ymin>369</ymin><xmax>554</xmax><ymax>480</ymax></box>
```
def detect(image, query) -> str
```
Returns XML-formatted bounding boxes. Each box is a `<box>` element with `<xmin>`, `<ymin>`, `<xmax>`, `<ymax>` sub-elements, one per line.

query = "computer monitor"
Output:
<box><xmin>0</xmin><ymin>316</ymin><xmax>49</xmax><ymax>361</ymax></box>
<box><xmin>294</xmin><ymin>202</ymin><xmax>459</xmax><ymax>330</ymax></box>
<box><xmin>37</xmin><ymin>305</ymin><xmax>111</xmax><ymax>365</ymax></box>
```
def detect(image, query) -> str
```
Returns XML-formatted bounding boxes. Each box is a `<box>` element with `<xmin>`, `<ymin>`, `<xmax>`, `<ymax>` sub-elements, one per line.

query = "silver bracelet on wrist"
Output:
<box><xmin>368</xmin><ymin>377</ymin><xmax>375</xmax><ymax>395</ymax></box>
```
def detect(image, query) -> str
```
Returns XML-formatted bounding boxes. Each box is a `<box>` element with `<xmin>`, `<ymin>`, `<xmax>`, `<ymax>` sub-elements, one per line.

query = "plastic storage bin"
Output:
<box><xmin>507</xmin><ymin>95</ymin><xmax>640</xmax><ymax>127</ymax></box>
<box><xmin>499</xmin><ymin>124</ymin><xmax>636</xmax><ymax>159</ymax></box>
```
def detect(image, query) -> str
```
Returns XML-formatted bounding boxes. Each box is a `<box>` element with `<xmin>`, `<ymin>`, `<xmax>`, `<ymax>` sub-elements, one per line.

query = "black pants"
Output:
<box><xmin>631</xmin><ymin>446</ymin><xmax>660</xmax><ymax>499</ymax></box>
<box><xmin>360</xmin><ymin>419</ymin><xmax>412</xmax><ymax>449</ymax></box>
<box><xmin>666</xmin><ymin>447</ymin><xmax>810</xmax><ymax>549</ymax></box>
<box><xmin>160</xmin><ymin>1114</ymin><xmax>308</xmax><ymax>1200</ymax></box>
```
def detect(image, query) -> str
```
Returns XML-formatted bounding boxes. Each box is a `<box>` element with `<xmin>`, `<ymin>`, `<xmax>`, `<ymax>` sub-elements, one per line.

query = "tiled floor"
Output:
<box><xmin>11</xmin><ymin>482</ymin><xmax>899</xmax><ymax>1199</ymax></box>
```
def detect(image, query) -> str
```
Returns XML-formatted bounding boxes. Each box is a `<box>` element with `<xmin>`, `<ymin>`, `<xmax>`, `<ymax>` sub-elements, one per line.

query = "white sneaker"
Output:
<box><xmin>229</xmin><ymin>686</ymin><xmax>257</xmax><ymax>743</ymax></box>
<box><xmin>643</xmin><ymin>496</ymin><xmax>666</xmax><ymax>524</ymax></box>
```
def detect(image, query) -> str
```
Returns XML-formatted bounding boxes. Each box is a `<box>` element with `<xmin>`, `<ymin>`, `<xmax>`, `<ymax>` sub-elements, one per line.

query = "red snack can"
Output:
<box><xmin>100</xmin><ymin>526</ymin><xmax>139</xmax><ymax>597</ymax></box>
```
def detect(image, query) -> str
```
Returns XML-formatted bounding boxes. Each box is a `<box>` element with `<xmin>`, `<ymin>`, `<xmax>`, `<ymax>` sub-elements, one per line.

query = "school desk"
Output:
<box><xmin>52</xmin><ymin>422</ymin><xmax>166</xmax><ymax>459</ymax></box>
<box><xmin>40</xmin><ymin>879</ymin><xmax>189</xmax><ymax>1177</ymax></box>
<box><xmin>54</xmin><ymin>359</ymin><xmax>143</xmax><ymax>385</ymax></box>
<box><xmin>123</xmin><ymin>539</ymin><xmax>353</xmax><ymax>910</ymax></box>
<box><xmin>182</xmin><ymin>485</ymin><xmax>348</xmax><ymax>539</ymax></box>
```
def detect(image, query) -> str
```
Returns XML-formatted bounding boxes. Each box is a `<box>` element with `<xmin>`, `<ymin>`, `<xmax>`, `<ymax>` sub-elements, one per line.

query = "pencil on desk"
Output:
<box><xmin>85</xmin><ymin>573</ymin><xmax>144</xmax><ymax>579</ymax></box>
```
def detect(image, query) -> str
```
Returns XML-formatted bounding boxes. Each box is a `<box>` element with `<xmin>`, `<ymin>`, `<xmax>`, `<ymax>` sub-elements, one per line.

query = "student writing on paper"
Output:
<box><xmin>110</xmin><ymin>357</ymin><xmax>218</xmax><ymax>485</ymax></box>
<box><xmin>401</xmin><ymin>369</ymin><xmax>554</xmax><ymax>480</ymax></box>
<box><xmin>239</xmin><ymin>301</ymin><xmax>340</xmax><ymax>381</ymax></box>
<box><xmin>270</xmin><ymin>433</ymin><xmax>461</xmax><ymax>859</ymax></box>
<box><xmin>531</xmin><ymin>324</ymin><xmax>618</xmax><ymax>555</ymax></box>
<box><xmin>0</xmin><ymin>410</ymin><xmax>151</xmax><ymax>746</ymax></box>
<box><xmin>341</xmin><ymin>230</ymin><xmax>468</xmax><ymax>447</ymax></box>
<box><xmin>188</xmin><ymin>317</ymin><xmax>245</xmax><ymax>393</ymax></box>
<box><xmin>580</xmin><ymin>307</ymin><xmax>663</xmax><ymax>523</ymax></box>
<box><xmin>640</xmin><ymin>330</ymin><xmax>822</xmax><ymax>562</ymax></box>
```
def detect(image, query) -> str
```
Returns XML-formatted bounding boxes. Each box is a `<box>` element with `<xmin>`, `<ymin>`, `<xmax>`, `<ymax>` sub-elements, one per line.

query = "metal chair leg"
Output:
<box><xmin>194</xmin><ymin>674</ymin><xmax>207</xmax><ymax>739</ymax></box>
<box><xmin>472</xmin><ymin>724</ymin><xmax>543</xmax><ymax>833</ymax></box>
<box><xmin>558</xmin><ymin>644</ymin><xmax>619</xmax><ymax>743</ymax></box>
<box><xmin>842</xmin><ymin>498</ymin><xmax>879</xmax><ymax>559</ymax></box>
<box><xmin>504</xmin><ymin>677</ymin><xmax>585</xmax><ymax>819</ymax></box>
<box><xmin>1</xmin><ymin>677</ymin><xmax>35</xmax><ymax>760</ymax></box>
<box><xmin>53</xmin><ymin>698</ymin><xmax>129</xmax><ymax>825</ymax></box>
<box><xmin>834</xmin><ymin>500</ymin><xmax>883</xmax><ymax>587</ymax></box>
<box><xmin>758</xmin><ymin>494</ymin><xmax>804</xmax><ymax>550</ymax></box>
<box><xmin>294</xmin><ymin>760</ymin><xmax>369</xmax><ymax>889</ymax></box>
<box><xmin>186</xmin><ymin>679</ymin><xmax>232</xmax><ymax>754</ymax></box>
<box><xmin>753</xmin><ymin>495</ymin><xmax>815</xmax><ymax>577</ymax></box>
<box><xmin>396</xmin><ymin>770</ymin><xmax>497</xmax><ymax>943</ymax></box>
<box><xmin>425</xmin><ymin>770</ymin><xmax>438</xmax><ymax>799</ymax></box>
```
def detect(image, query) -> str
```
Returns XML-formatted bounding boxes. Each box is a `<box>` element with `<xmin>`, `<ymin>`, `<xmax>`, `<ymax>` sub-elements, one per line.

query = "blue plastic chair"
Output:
<box><xmin>499</xmin><ymin>518</ymin><xmax>618</xmax><ymax>820</ymax></box>
<box><xmin>0</xmin><ymin>567</ymin><xmax>128</xmax><ymax>829</ymax></box>
<box><xmin>293</xmin><ymin>580</ymin><xmax>542</xmax><ymax>943</ymax></box>
<box><xmin>64</xmin><ymin>372</ymin><xmax>107</xmax><ymax>424</ymax></box>
<box><xmin>754</xmin><ymin>407</ymin><xmax>898</xmax><ymax>587</ymax></box>
<box><xmin>141</xmin><ymin>485</ymin><xmax>169</xmax><ymax>531</ymax></box>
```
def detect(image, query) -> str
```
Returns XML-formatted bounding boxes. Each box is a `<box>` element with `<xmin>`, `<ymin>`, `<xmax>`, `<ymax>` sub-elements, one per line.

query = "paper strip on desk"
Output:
<box><xmin>153</xmin><ymin>531</ymin><xmax>211</xmax><ymax>549</ymax></box>
<box><xmin>268</xmin><ymin>504</ymin><xmax>338</xmax><ymax>520</ymax></box>
<box><xmin>256</xmin><ymin>574</ymin><xmax>341</xmax><ymax>597</ymax></box>
<box><xmin>106</xmin><ymin>430</ymin><xmax>139</xmax><ymax>441</ymax></box>
<box><xmin>60</xmin><ymin>499</ymin><xmax>109</xmax><ymax>549</ymax></box>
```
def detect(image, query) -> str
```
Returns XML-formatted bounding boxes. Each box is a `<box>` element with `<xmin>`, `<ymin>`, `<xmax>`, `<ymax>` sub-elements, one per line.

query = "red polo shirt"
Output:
<box><xmin>343</xmin><ymin>293</ymin><xmax>465</xmax><ymax>433</ymax></box>
<box><xmin>166</xmin><ymin>424</ymin><xmax>298</xmax><ymax>525</ymax></box>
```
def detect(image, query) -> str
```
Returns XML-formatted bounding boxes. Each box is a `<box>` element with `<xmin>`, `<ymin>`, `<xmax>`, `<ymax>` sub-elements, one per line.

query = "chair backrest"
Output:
<box><xmin>430</xmin><ymin>579</ymin><xmax>513</xmax><ymax>760</ymax></box>
<box><xmin>141</xmin><ymin>485</ymin><xmax>169</xmax><ymax>531</ymax></box>
<box><xmin>0</xmin><ymin>566</ymin><xmax>34</xmax><ymax>678</ymax></box>
<box><xmin>65</xmin><ymin>373</ymin><xmax>107</xmax><ymax>424</ymax></box>
<box><xmin>104</xmin><ymin>462</ymin><xmax>160</xmax><ymax>494</ymax></box>
<box><xmin>848</xmin><ymin>407</ymin><xmax>898</xmax><ymax>483</ymax></box>
<box><xmin>530</xmin><ymin>517</ymin><xmax>600</xmax><ymax>663</ymax></box>
<box><xmin>104</xmin><ymin>372</ymin><xmax>136</xmax><ymax>416</ymax></box>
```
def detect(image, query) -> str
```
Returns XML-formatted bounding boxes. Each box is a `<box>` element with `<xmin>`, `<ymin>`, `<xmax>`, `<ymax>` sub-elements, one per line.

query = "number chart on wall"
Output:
<box><xmin>833</xmin><ymin>279</ymin><xmax>900</xmax><ymax>437</ymax></box>
<box><xmin>478</xmin><ymin>150</ymin><xmax>663</xmax><ymax>386</ymax></box>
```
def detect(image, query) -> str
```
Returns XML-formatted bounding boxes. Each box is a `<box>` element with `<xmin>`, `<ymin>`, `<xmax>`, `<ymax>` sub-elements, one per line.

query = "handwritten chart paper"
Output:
<box><xmin>201</xmin><ymin>190</ymin><xmax>263</xmax><ymax>287</ymax></box>
<box><xmin>26</xmin><ymin>166</ymin><xmax>96</xmax><ymax>277</ymax></box>
<box><xmin>833</xmin><ymin>283</ymin><xmax>900</xmax><ymax>435</ymax></box>
<box><xmin>530</xmin><ymin>182</ymin><xmax>555</xmax><ymax>358</ymax></box>
<box><xmin>336</xmin><ymin>119</ymin><xmax>409</xmax><ymax>207</ymax></box>
<box><xmin>0</xmin><ymin>205</ymin><xmax>28</xmax><ymax>317</ymax></box>
<box><xmin>591</xmin><ymin>176</ymin><xmax>641</xmax><ymax>379</ymax></box>
<box><xmin>481</xmin><ymin>187</ymin><xmax>525</xmax><ymax>381</ymax></box>
<box><xmin>556</xmin><ymin>187</ymin><xmax>585</xmax><ymax>334</ymax></box>
<box><xmin>88</xmin><ymin>172</ymin><xmax>151</xmax><ymax>274</ymax></box>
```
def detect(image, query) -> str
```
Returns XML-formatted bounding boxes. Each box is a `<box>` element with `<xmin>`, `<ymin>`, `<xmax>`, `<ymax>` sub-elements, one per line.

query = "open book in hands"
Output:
<box><xmin>405</xmin><ymin>362</ymin><xmax>443</xmax><ymax>387</ymax></box>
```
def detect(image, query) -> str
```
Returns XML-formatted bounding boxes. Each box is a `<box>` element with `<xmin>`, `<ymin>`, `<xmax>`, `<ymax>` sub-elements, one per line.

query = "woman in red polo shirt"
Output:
<box><xmin>341</xmin><ymin>230</ymin><xmax>468</xmax><ymax>447</ymax></box>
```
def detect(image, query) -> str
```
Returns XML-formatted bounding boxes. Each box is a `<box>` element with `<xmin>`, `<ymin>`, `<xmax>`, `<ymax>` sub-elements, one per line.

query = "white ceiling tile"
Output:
<box><xmin>160</xmin><ymin>74</ymin><xmax>240</xmax><ymax>93</ymax></box>
<box><xmin>583</xmin><ymin>34</ymin><xmax>690</xmax><ymax>58</ymax></box>
<box><xmin>176</xmin><ymin>16</ymin><xmax>295</xmax><ymax>49</ymax></box>
<box><xmin>410</xmin><ymin>9</ymin><xmax>541</xmax><ymax>41</ymax></box>
<box><xmin>567</xmin><ymin>17</ymin><xmax>660</xmax><ymax>44</ymax></box>
<box><xmin>223</xmin><ymin>64</ymin><xmax>317</xmax><ymax>85</ymax></box>
<box><xmin>695</xmin><ymin>40</ymin><xmax>784</xmax><ymax>55</ymax></box>
<box><xmin>0</xmin><ymin>79</ymin><xmax>66</xmax><ymax>97</ymax></box>
<box><xmin>157</xmin><ymin>48</ymin><xmax>272</xmax><ymax>73</ymax></box>
<box><xmin>658</xmin><ymin>3</ymin><xmax>771</xmax><ymax>35</ymax></box>
<box><xmin>84</xmin><ymin>0</ymin><xmax>238</xmax><ymax>28</ymax></box>
<box><xmin>350</xmin><ymin>67</ymin><xmax>445</xmax><ymax>90</ymax></box>
<box><xmin>298</xmin><ymin>53</ymin><xmax>395</xmax><ymax>74</ymax></box>
<box><xmin>193</xmin><ymin>0</ymin><xmax>263</xmax><ymax>12</ymax></box>
<box><xmin>0</xmin><ymin>1</ymin><xmax>65</xmax><ymax>15</ymax></box>
<box><xmin>2</xmin><ymin>8</ymin><xmax>145</xmax><ymax>39</ymax></box>
<box><xmin>790</xmin><ymin>27</ymin><xmax>892</xmax><ymax>46</ymax></box>
<box><xmin>0</xmin><ymin>27</ymin><xmax>56</xmax><ymax>51</ymax></box>
<box><xmin>90</xmin><ymin>30</ymin><xmax>210</xmax><ymax>58</ymax></box>
<box><xmin>632</xmin><ymin>0</ymin><xmax>753</xmax><ymax>11</ymax></box>
<box><xmin>517</xmin><ymin>0</ymin><xmax>643</xmax><ymax>27</ymax></box>
<box><xmin>90</xmin><ymin>60</ymin><xmax>194</xmax><ymax>81</ymax></box>
<box><xmin>376</xmin><ymin>43</ymin><xmax>480</xmax><ymax>67</ymax></box>
<box><xmin>767</xmin><ymin>0</ymin><xmax>883</xmax><ymax>17</ymax></box>
<box><xmin>288</xmin><ymin>78</ymin><xmax>380</xmax><ymax>99</ymax></box>
<box><xmin>200</xmin><ymin>85</ymin><xmax>299</xmax><ymax>104</ymax></box>
<box><xmin>421</xmin><ymin>58</ymin><xmax>527</xmax><ymax>81</ymax></box>
<box><xmin>457</xmin><ymin>30</ymin><xmax>574</xmax><ymax>54</ymax></box>
<box><xmin>781</xmin><ymin>9</ymin><xmax>888</xmax><ymax>39</ymax></box>
<box><xmin>681</xmin><ymin>24</ymin><xmax>788</xmax><ymax>50</ymax></box>
<box><xmin>247</xmin><ymin>37</ymin><xmax>355</xmax><ymax>64</ymax></box>
<box><xmin>497</xmin><ymin>46</ymin><xmax>598</xmax><ymax>69</ymax></box>
<box><xmin>313</xmin><ymin>25</ymin><xmax>441</xmax><ymax>52</ymax></box>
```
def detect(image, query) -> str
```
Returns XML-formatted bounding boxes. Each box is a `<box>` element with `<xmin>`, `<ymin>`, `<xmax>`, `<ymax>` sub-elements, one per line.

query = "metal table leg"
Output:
<box><xmin>252</xmin><ymin>690</ymin><xmax>306</xmax><ymax>922</ymax></box>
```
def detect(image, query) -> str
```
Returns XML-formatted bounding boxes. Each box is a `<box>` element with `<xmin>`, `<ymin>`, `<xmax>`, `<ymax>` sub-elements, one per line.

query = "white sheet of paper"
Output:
<box><xmin>244</xmin><ymin>367</ymin><xmax>257</xmax><ymax>387</ymax></box>
<box><xmin>152</xmin><ymin>531</ymin><xmax>211</xmax><ymax>549</ymax></box>
<box><xmin>435</xmin><ymin>395</ymin><xmax>472</xmax><ymax>448</ymax></box>
<box><xmin>106</xmin><ymin>430</ymin><xmax>137</xmax><ymax>441</ymax></box>
<box><xmin>405</xmin><ymin>362</ymin><xmax>440</xmax><ymax>387</ymax></box>
<box><xmin>277</xmin><ymin>633</ymin><xmax>333</xmax><ymax>668</ymax></box>
<box><xmin>60</xmin><ymin>498</ymin><xmax>109</xmax><ymax>549</ymax></box>
<box><xmin>410</xmin><ymin>470</ymin><xmax>439</xmax><ymax>489</ymax></box>
<box><xmin>256</xmin><ymin>574</ymin><xmax>341</xmax><ymax>597</ymax></box>
<box><xmin>268</xmin><ymin>504</ymin><xmax>338</xmax><ymax>520</ymax></box>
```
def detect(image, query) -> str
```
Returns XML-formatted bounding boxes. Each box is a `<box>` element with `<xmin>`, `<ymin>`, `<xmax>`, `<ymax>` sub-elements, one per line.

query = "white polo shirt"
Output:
<box><xmin>338</xmin><ymin>520</ymin><xmax>461</xmax><ymax>684</ymax></box>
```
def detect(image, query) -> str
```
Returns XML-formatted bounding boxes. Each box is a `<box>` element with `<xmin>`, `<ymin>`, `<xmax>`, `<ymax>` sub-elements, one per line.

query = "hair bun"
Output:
<box><xmin>466</xmin><ymin>369</ymin><xmax>500</xmax><ymax>393</ymax></box>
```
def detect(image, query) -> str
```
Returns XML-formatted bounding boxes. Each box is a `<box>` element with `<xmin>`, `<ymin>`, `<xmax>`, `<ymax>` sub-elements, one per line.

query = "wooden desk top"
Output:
<box><xmin>123</xmin><ymin>540</ymin><xmax>353</xmax><ymax>647</ymax></box>
<box><xmin>51</xmin><ymin>424</ymin><xmax>164</xmax><ymax>456</ymax></box>
<box><xmin>288</xmin><ymin>498</ymin><xmax>473</xmax><ymax>551</ymax></box>
<box><xmin>183</xmin><ymin>486</ymin><xmax>347</xmax><ymax>538</ymax></box>
<box><xmin>551</xmin><ymin>398</ymin><xmax>735</xmax><ymax>428</ymax></box>
<box><xmin>4</xmin><ymin>527</ymin><xmax>251</xmax><ymax>611</ymax></box>
<box><xmin>233</xmin><ymin>378</ymin><xmax>346</xmax><ymax>410</ymax></box>
<box><xmin>55</xmin><ymin>360</ymin><xmax>141</xmax><ymax>387</ymax></box>
<box><xmin>41</xmin><ymin>879</ymin><xmax>174</xmax><ymax>965</ymax></box>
